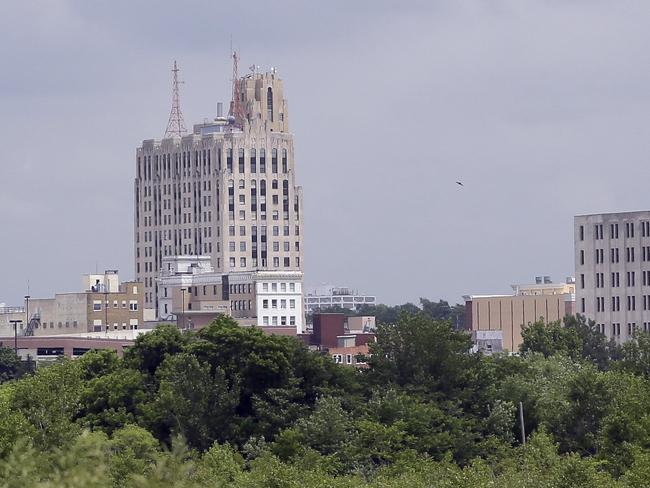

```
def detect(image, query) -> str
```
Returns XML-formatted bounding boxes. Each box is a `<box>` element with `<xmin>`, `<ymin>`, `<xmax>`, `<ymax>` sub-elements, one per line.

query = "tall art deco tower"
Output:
<box><xmin>134</xmin><ymin>57</ymin><xmax>304</xmax><ymax>314</ymax></box>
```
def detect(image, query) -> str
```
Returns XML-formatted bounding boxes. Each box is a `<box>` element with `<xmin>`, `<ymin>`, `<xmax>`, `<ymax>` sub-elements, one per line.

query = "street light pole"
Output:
<box><xmin>105</xmin><ymin>288</ymin><xmax>108</xmax><ymax>334</ymax></box>
<box><xmin>180</xmin><ymin>288</ymin><xmax>186</xmax><ymax>331</ymax></box>
<box><xmin>24</xmin><ymin>295</ymin><xmax>30</xmax><ymax>332</ymax></box>
<box><xmin>9</xmin><ymin>320</ymin><xmax>22</xmax><ymax>355</ymax></box>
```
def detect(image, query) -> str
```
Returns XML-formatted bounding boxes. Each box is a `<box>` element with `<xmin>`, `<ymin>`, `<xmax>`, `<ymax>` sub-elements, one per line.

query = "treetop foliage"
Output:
<box><xmin>1</xmin><ymin>312</ymin><xmax>650</xmax><ymax>486</ymax></box>
<box><xmin>307</xmin><ymin>298</ymin><xmax>465</xmax><ymax>326</ymax></box>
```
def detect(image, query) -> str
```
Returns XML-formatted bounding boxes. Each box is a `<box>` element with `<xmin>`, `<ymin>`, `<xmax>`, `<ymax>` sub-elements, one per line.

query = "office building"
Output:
<box><xmin>463</xmin><ymin>276</ymin><xmax>576</xmax><ymax>352</ymax></box>
<box><xmin>0</xmin><ymin>271</ymin><xmax>144</xmax><ymax>337</ymax></box>
<box><xmin>135</xmin><ymin>64</ymin><xmax>304</xmax><ymax>316</ymax></box>
<box><xmin>157</xmin><ymin>255</ymin><xmax>304</xmax><ymax>334</ymax></box>
<box><xmin>575</xmin><ymin>211</ymin><xmax>650</xmax><ymax>341</ymax></box>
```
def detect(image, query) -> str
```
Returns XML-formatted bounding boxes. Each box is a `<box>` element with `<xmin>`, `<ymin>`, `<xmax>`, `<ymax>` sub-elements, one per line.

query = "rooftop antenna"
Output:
<box><xmin>229</xmin><ymin>50</ymin><xmax>245</xmax><ymax>127</ymax></box>
<box><xmin>164</xmin><ymin>60</ymin><xmax>187</xmax><ymax>138</ymax></box>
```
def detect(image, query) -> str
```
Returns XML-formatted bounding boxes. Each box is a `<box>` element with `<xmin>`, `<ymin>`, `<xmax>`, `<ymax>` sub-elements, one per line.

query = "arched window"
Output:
<box><xmin>260</xmin><ymin>149</ymin><xmax>266</xmax><ymax>172</ymax></box>
<box><xmin>267</xmin><ymin>87</ymin><xmax>273</xmax><ymax>121</ymax></box>
<box><xmin>282</xmin><ymin>148</ymin><xmax>288</xmax><ymax>173</ymax></box>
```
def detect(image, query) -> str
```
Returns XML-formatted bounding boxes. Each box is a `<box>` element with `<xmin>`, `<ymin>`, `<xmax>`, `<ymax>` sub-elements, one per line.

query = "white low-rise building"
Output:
<box><xmin>157</xmin><ymin>256</ymin><xmax>304</xmax><ymax>333</ymax></box>
<box><xmin>304</xmin><ymin>285</ymin><xmax>375</xmax><ymax>313</ymax></box>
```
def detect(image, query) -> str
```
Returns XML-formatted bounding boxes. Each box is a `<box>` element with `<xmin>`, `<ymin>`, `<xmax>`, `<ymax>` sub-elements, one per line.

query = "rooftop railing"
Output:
<box><xmin>0</xmin><ymin>307</ymin><xmax>25</xmax><ymax>315</ymax></box>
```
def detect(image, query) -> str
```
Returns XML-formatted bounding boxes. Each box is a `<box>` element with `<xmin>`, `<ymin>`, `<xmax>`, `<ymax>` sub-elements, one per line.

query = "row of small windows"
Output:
<box><xmin>229</xmin><ymin>178</ymin><xmax>287</xmax><ymax>189</ymax></box>
<box><xmin>261</xmin><ymin>282</ymin><xmax>297</xmax><ymax>293</ymax></box>
<box><xmin>186</xmin><ymin>286</ymin><xmax>218</xmax><ymax>296</ymax></box>
<box><xmin>140</xmin><ymin>181</ymin><xmax>212</xmax><ymax>204</ymax></box>
<box><xmin>137</xmin><ymin>146</ymin><xmax>290</xmax><ymax>182</ymax></box>
<box><xmin>141</xmin><ymin>210</ymin><xmax>213</xmax><ymax>228</ymax></box>
<box><xmin>593</xmin><ymin>323</ymin><xmax>650</xmax><ymax>336</ymax></box>
<box><xmin>92</xmin><ymin>300</ymin><xmax>138</xmax><ymax>311</ymax></box>
<box><xmin>232</xmin><ymin>300</ymin><xmax>252</xmax><ymax>311</ymax></box>
<box><xmin>228</xmin><ymin>241</ymin><xmax>299</xmax><ymax>252</ymax></box>
<box><xmin>579</xmin><ymin>221</ymin><xmax>650</xmax><ymax>241</ymax></box>
<box><xmin>581</xmin><ymin>271</ymin><xmax>650</xmax><ymax>289</ymax></box>
<box><xmin>579</xmin><ymin>246</ymin><xmax>650</xmax><ymax>265</ymax></box>
<box><xmin>229</xmin><ymin>256</ymin><xmax>300</xmax><ymax>269</ymax></box>
<box><xmin>262</xmin><ymin>299</ymin><xmax>297</xmax><ymax>309</ymax></box>
<box><xmin>261</xmin><ymin>315</ymin><xmax>296</xmax><ymax>326</ymax></box>
<box><xmin>138</xmin><ymin>150</ymin><xmax>213</xmax><ymax>181</ymax></box>
<box><xmin>227</xmin><ymin>148</ymin><xmax>289</xmax><ymax>174</ymax></box>
<box><xmin>140</xmin><ymin>225</ymin><xmax>217</xmax><ymax>245</ymax></box>
<box><xmin>229</xmin><ymin>284</ymin><xmax>254</xmax><ymax>295</ymax></box>
<box><xmin>229</xmin><ymin>224</ymin><xmax>299</xmax><ymax>237</ymax></box>
<box><xmin>171</xmin><ymin>283</ymin><xmax>297</xmax><ymax>298</ymax></box>
<box><xmin>585</xmin><ymin>294</ymin><xmax>650</xmax><ymax>312</ymax></box>
<box><xmin>37</xmin><ymin>321</ymin><xmax>78</xmax><ymax>329</ymax></box>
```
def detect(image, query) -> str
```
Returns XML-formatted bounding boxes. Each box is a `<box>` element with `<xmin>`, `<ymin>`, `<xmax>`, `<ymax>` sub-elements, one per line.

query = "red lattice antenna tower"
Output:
<box><xmin>164</xmin><ymin>60</ymin><xmax>187</xmax><ymax>138</ymax></box>
<box><xmin>229</xmin><ymin>50</ymin><xmax>245</xmax><ymax>127</ymax></box>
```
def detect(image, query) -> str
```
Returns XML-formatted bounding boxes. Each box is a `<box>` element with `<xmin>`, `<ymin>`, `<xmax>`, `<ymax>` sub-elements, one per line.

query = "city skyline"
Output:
<box><xmin>3</xmin><ymin>1</ymin><xmax>650</xmax><ymax>306</ymax></box>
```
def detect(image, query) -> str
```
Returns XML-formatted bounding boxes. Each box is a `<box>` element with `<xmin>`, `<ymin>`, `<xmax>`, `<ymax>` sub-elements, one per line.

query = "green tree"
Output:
<box><xmin>0</xmin><ymin>384</ymin><xmax>35</xmax><ymax>457</ymax></box>
<box><xmin>272</xmin><ymin>396</ymin><xmax>356</xmax><ymax>472</ymax></box>
<box><xmin>184</xmin><ymin>316</ymin><xmax>357</xmax><ymax>444</ymax></box>
<box><xmin>193</xmin><ymin>442</ymin><xmax>244</xmax><ymax>487</ymax></box>
<box><xmin>520</xmin><ymin>319</ymin><xmax>581</xmax><ymax>358</ymax></box>
<box><xmin>146</xmin><ymin>353</ymin><xmax>238</xmax><ymax>450</ymax></box>
<box><xmin>78</xmin><ymin>349</ymin><xmax>121</xmax><ymax>380</ymax></box>
<box><xmin>597</xmin><ymin>373</ymin><xmax>650</xmax><ymax>476</ymax></box>
<box><xmin>77</xmin><ymin>367</ymin><xmax>149</xmax><ymax>434</ymax></box>
<box><xmin>10</xmin><ymin>358</ymin><xmax>83</xmax><ymax>450</ymax></box>
<box><xmin>520</xmin><ymin>315</ymin><xmax>615</xmax><ymax>369</ymax></box>
<box><xmin>366</xmin><ymin>312</ymin><xmax>476</xmax><ymax>400</ymax></box>
<box><xmin>619</xmin><ymin>331</ymin><xmax>650</xmax><ymax>377</ymax></box>
<box><xmin>548</xmin><ymin>366</ymin><xmax>611</xmax><ymax>456</ymax></box>
<box><xmin>419</xmin><ymin>299</ymin><xmax>465</xmax><ymax>326</ymax></box>
<box><xmin>124</xmin><ymin>324</ymin><xmax>188</xmax><ymax>375</ymax></box>
<box><xmin>0</xmin><ymin>347</ymin><xmax>31</xmax><ymax>383</ymax></box>
<box><xmin>109</xmin><ymin>424</ymin><xmax>161</xmax><ymax>487</ymax></box>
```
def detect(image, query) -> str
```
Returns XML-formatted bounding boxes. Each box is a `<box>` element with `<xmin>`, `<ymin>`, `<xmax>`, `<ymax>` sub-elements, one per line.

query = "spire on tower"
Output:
<box><xmin>229</xmin><ymin>51</ymin><xmax>245</xmax><ymax>127</ymax></box>
<box><xmin>164</xmin><ymin>60</ymin><xmax>187</xmax><ymax>139</ymax></box>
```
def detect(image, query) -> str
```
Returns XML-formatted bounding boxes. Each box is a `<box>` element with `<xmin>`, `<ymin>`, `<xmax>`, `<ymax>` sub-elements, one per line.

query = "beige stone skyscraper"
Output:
<box><xmin>135</xmin><ymin>68</ymin><xmax>304</xmax><ymax>314</ymax></box>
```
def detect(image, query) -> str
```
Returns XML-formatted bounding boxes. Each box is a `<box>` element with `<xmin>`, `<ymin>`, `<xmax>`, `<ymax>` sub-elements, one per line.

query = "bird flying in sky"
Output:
<box><xmin>456</xmin><ymin>181</ymin><xmax>464</xmax><ymax>187</ymax></box>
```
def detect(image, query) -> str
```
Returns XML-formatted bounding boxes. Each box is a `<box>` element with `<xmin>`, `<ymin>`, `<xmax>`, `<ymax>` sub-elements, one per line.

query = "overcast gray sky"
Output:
<box><xmin>2</xmin><ymin>0</ymin><xmax>650</xmax><ymax>306</ymax></box>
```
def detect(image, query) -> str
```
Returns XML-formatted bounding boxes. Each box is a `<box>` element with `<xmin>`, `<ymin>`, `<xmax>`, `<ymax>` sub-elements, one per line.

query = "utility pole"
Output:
<box><xmin>9</xmin><ymin>320</ymin><xmax>22</xmax><ymax>355</ymax></box>
<box><xmin>105</xmin><ymin>288</ymin><xmax>108</xmax><ymax>334</ymax></box>
<box><xmin>24</xmin><ymin>295</ymin><xmax>30</xmax><ymax>332</ymax></box>
<box><xmin>180</xmin><ymin>288</ymin><xmax>187</xmax><ymax>331</ymax></box>
<box><xmin>519</xmin><ymin>401</ymin><xmax>526</xmax><ymax>445</ymax></box>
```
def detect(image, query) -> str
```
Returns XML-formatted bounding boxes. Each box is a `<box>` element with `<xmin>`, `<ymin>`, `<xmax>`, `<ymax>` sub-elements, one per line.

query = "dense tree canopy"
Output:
<box><xmin>2</xmin><ymin>313</ymin><xmax>650</xmax><ymax>486</ymax></box>
<box><xmin>307</xmin><ymin>298</ymin><xmax>465</xmax><ymax>326</ymax></box>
